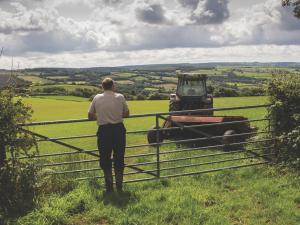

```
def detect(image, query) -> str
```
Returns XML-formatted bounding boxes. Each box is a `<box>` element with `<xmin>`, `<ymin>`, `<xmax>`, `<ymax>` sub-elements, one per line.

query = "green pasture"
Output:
<box><xmin>154</xmin><ymin>83</ymin><xmax>177</xmax><ymax>90</ymax></box>
<box><xmin>22</xmin><ymin>96</ymin><xmax>269</xmax><ymax>178</ymax></box>
<box><xmin>30</xmin><ymin>95</ymin><xmax>88</xmax><ymax>102</ymax></box>
<box><xmin>24</xmin><ymin>94</ymin><xmax>267</xmax><ymax>176</ymax></box>
<box><xmin>30</xmin><ymin>84</ymin><xmax>99</xmax><ymax>92</ymax></box>
<box><xmin>23</xmin><ymin>95</ymin><xmax>269</xmax><ymax>140</ymax></box>
<box><xmin>112</xmin><ymin>72</ymin><xmax>137</xmax><ymax>78</ymax></box>
<box><xmin>18</xmin><ymin>75</ymin><xmax>54</xmax><ymax>84</ymax></box>
<box><xmin>115</xmin><ymin>80</ymin><xmax>134</xmax><ymax>85</ymax></box>
<box><xmin>46</xmin><ymin>76</ymin><xmax>69</xmax><ymax>80</ymax></box>
<box><xmin>225</xmin><ymin>82</ymin><xmax>266</xmax><ymax>88</ymax></box>
<box><xmin>162</xmin><ymin>77</ymin><xmax>177</xmax><ymax>82</ymax></box>
<box><xmin>234</xmin><ymin>71</ymin><xmax>272</xmax><ymax>79</ymax></box>
<box><xmin>191</xmin><ymin>69</ymin><xmax>222</xmax><ymax>76</ymax></box>
<box><xmin>144</xmin><ymin>87</ymin><xmax>159</xmax><ymax>91</ymax></box>
<box><xmin>133</xmin><ymin>76</ymin><xmax>147</xmax><ymax>81</ymax></box>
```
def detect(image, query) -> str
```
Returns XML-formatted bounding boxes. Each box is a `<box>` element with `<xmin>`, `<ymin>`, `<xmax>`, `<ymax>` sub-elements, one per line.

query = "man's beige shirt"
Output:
<box><xmin>89</xmin><ymin>91</ymin><xmax>129</xmax><ymax>125</ymax></box>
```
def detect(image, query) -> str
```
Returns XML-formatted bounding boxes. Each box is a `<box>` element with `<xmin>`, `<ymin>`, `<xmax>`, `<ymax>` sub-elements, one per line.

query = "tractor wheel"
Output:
<box><xmin>147</xmin><ymin>126</ymin><xmax>163</xmax><ymax>144</ymax></box>
<box><xmin>222</xmin><ymin>130</ymin><xmax>236</xmax><ymax>151</ymax></box>
<box><xmin>169</xmin><ymin>101</ymin><xmax>180</xmax><ymax>112</ymax></box>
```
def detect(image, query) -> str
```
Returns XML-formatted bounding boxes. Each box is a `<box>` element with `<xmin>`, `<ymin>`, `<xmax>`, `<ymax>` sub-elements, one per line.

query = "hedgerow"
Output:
<box><xmin>268</xmin><ymin>74</ymin><xmax>300</xmax><ymax>169</ymax></box>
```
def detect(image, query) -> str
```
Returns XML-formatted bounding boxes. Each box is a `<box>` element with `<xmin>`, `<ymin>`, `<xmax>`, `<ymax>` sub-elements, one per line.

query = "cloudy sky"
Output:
<box><xmin>0</xmin><ymin>0</ymin><xmax>299</xmax><ymax>69</ymax></box>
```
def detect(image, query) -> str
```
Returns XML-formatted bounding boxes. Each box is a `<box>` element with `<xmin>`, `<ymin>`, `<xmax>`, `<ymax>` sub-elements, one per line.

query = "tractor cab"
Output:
<box><xmin>169</xmin><ymin>74</ymin><xmax>213</xmax><ymax>114</ymax></box>
<box><xmin>177</xmin><ymin>75</ymin><xmax>207</xmax><ymax>97</ymax></box>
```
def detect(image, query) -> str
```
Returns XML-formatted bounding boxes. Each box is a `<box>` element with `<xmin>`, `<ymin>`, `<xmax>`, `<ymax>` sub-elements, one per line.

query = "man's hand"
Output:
<box><xmin>123</xmin><ymin>109</ymin><xmax>130</xmax><ymax>118</ymax></box>
<box><xmin>88</xmin><ymin>112</ymin><xmax>97</xmax><ymax>121</ymax></box>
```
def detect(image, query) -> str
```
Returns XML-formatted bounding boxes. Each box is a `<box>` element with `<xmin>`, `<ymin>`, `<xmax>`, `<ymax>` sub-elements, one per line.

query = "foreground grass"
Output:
<box><xmin>16</xmin><ymin>166</ymin><xmax>300</xmax><ymax>225</ymax></box>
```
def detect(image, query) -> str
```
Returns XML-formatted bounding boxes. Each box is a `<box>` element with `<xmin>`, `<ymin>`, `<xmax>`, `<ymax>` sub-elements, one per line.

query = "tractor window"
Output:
<box><xmin>178</xmin><ymin>80</ymin><xmax>206</xmax><ymax>96</ymax></box>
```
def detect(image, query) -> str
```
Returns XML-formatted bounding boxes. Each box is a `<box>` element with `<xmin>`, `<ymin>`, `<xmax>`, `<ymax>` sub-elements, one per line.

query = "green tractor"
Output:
<box><xmin>169</xmin><ymin>74</ymin><xmax>213</xmax><ymax>115</ymax></box>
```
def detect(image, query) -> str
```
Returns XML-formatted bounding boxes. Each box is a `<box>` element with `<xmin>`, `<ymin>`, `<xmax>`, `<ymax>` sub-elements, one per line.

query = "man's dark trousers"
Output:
<box><xmin>97</xmin><ymin>123</ymin><xmax>126</xmax><ymax>192</ymax></box>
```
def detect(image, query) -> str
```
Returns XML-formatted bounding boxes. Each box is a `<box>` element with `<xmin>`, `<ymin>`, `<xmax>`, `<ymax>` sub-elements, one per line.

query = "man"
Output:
<box><xmin>88</xmin><ymin>78</ymin><xmax>129</xmax><ymax>193</ymax></box>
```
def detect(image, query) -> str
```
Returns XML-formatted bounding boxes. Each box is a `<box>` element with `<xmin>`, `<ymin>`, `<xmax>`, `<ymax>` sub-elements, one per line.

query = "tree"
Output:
<box><xmin>282</xmin><ymin>0</ymin><xmax>300</xmax><ymax>18</ymax></box>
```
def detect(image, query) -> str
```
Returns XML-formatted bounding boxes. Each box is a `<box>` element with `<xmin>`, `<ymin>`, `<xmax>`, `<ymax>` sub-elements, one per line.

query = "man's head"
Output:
<box><xmin>102</xmin><ymin>77</ymin><xmax>114</xmax><ymax>91</ymax></box>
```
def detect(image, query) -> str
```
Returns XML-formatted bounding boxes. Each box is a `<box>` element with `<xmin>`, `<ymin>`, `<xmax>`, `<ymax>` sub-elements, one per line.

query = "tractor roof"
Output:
<box><xmin>177</xmin><ymin>73</ymin><xmax>207</xmax><ymax>80</ymax></box>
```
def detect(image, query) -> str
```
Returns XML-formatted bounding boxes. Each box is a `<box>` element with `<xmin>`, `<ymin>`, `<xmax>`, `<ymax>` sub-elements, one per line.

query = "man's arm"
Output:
<box><xmin>88</xmin><ymin>112</ymin><xmax>97</xmax><ymax>121</ymax></box>
<box><xmin>123</xmin><ymin>108</ymin><xmax>130</xmax><ymax>118</ymax></box>
<box><xmin>122</xmin><ymin>97</ymin><xmax>130</xmax><ymax>118</ymax></box>
<box><xmin>88</xmin><ymin>97</ymin><xmax>97</xmax><ymax>121</ymax></box>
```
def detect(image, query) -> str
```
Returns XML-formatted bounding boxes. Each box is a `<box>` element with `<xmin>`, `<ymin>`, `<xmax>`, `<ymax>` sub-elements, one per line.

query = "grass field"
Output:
<box><xmin>18</xmin><ymin>75</ymin><xmax>54</xmax><ymax>84</ymax></box>
<box><xmin>234</xmin><ymin>71</ymin><xmax>272</xmax><ymax>79</ymax></box>
<box><xmin>225</xmin><ymin>82</ymin><xmax>266</xmax><ymax>88</ymax></box>
<box><xmin>113</xmin><ymin>72</ymin><xmax>138</xmax><ymax>78</ymax></box>
<box><xmin>14</xmin><ymin>96</ymin><xmax>300</xmax><ymax>225</ymax></box>
<box><xmin>30</xmin><ymin>84</ymin><xmax>99</xmax><ymax>92</ymax></box>
<box><xmin>22</xmin><ymin>96</ymin><xmax>269</xmax><ymax>156</ymax></box>
<box><xmin>115</xmin><ymin>80</ymin><xmax>134</xmax><ymax>85</ymax></box>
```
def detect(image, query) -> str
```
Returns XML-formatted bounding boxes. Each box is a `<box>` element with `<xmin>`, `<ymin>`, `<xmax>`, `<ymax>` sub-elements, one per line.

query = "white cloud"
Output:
<box><xmin>210</xmin><ymin>0</ymin><xmax>300</xmax><ymax>45</ymax></box>
<box><xmin>178</xmin><ymin>0</ymin><xmax>230</xmax><ymax>24</ymax></box>
<box><xmin>0</xmin><ymin>0</ymin><xmax>300</xmax><ymax>67</ymax></box>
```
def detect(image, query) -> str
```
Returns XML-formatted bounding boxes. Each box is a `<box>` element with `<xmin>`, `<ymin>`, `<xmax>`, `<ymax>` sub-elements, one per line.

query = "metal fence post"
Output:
<box><xmin>155</xmin><ymin>114</ymin><xmax>160</xmax><ymax>178</ymax></box>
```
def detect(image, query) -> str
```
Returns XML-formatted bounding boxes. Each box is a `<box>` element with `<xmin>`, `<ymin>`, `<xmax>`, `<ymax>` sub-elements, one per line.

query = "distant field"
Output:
<box><xmin>162</xmin><ymin>77</ymin><xmax>177</xmax><ymax>82</ymax></box>
<box><xmin>46</xmin><ymin>76</ymin><xmax>69</xmax><ymax>80</ymax></box>
<box><xmin>30</xmin><ymin>84</ymin><xmax>99</xmax><ymax>92</ymax></box>
<box><xmin>225</xmin><ymin>82</ymin><xmax>266</xmax><ymax>88</ymax></box>
<box><xmin>154</xmin><ymin>83</ymin><xmax>177</xmax><ymax>90</ymax></box>
<box><xmin>30</xmin><ymin>95</ymin><xmax>88</xmax><ymax>102</ymax></box>
<box><xmin>133</xmin><ymin>76</ymin><xmax>147</xmax><ymax>81</ymax></box>
<box><xmin>113</xmin><ymin>72</ymin><xmax>137</xmax><ymax>78</ymax></box>
<box><xmin>144</xmin><ymin>87</ymin><xmax>159</xmax><ymax>91</ymax></box>
<box><xmin>235</xmin><ymin>71</ymin><xmax>272</xmax><ymax>79</ymax></box>
<box><xmin>18</xmin><ymin>75</ymin><xmax>54</xmax><ymax>84</ymax></box>
<box><xmin>192</xmin><ymin>69</ymin><xmax>222</xmax><ymax>76</ymax></box>
<box><xmin>116</xmin><ymin>80</ymin><xmax>134</xmax><ymax>85</ymax></box>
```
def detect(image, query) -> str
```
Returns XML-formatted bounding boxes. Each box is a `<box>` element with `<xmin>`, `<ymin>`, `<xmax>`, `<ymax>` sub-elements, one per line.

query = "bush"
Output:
<box><xmin>0</xmin><ymin>162</ymin><xmax>38</xmax><ymax>217</ymax></box>
<box><xmin>0</xmin><ymin>87</ymin><xmax>38</xmax><ymax>220</ymax></box>
<box><xmin>268</xmin><ymin>74</ymin><xmax>300</xmax><ymax>169</ymax></box>
<box><xmin>0</xmin><ymin>88</ymin><xmax>35</xmax><ymax>163</ymax></box>
<box><xmin>213</xmin><ymin>87</ymin><xmax>238</xmax><ymax>97</ymax></box>
<box><xmin>41</xmin><ymin>87</ymin><xmax>67</xmax><ymax>95</ymax></box>
<box><xmin>136</xmin><ymin>94</ymin><xmax>146</xmax><ymax>100</ymax></box>
<box><xmin>240</xmin><ymin>87</ymin><xmax>266</xmax><ymax>96</ymax></box>
<box><xmin>70</xmin><ymin>88</ymin><xmax>98</xmax><ymax>98</ymax></box>
<box><xmin>147</xmin><ymin>93</ymin><xmax>169</xmax><ymax>100</ymax></box>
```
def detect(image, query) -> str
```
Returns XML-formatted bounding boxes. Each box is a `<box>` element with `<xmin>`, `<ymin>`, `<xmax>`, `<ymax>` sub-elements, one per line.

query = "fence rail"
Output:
<box><xmin>19</xmin><ymin>103</ymin><xmax>274</xmax><ymax>184</ymax></box>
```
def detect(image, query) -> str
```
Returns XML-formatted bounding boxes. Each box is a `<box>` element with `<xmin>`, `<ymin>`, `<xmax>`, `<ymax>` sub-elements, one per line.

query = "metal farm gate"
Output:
<box><xmin>19</xmin><ymin>104</ymin><xmax>275</xmax><ymax>184</ymax></box>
